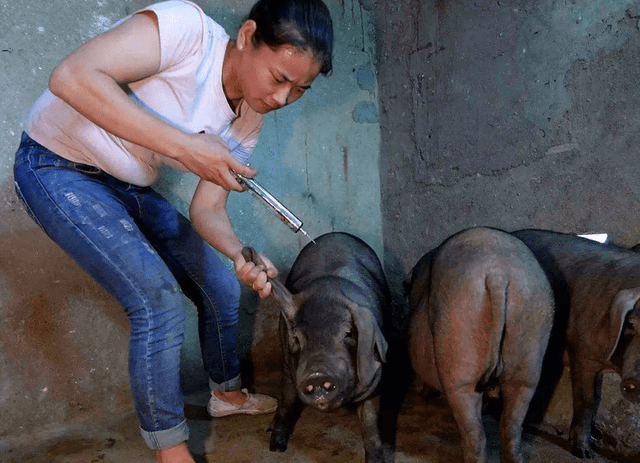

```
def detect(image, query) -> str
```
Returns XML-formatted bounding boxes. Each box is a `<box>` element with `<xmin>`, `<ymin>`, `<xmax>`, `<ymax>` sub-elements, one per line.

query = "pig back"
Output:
<box><xmin>428</xmin><ymin>228</ymin><xmax>553</xmax><ymax>327</ymax></box>
<box><xmin>408</xmin><ymin>227</ymin><xmax>554</xmax><ymax>391</ymax></box>
<box><xmin>421</xmin><ymin>228</ymin><xmax>551</xmax><ymax>307</ymax></box>
<box><xmin>513</xmin><ymin>229</ymin><xmax>640</xmax><ymax>359</ymax></box>
<box><xmin>285</xmin><ymin>232</ymin><xmax>390</xmax><ymax>322</ymax></box>
<box><xmin>512</xmin><ymin>229</ymin><xmax>640</xmax><ymax>293</ymax></box>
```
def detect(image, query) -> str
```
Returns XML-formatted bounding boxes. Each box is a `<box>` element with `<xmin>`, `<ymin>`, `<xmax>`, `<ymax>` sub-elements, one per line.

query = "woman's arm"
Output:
<box><xmin>190</xmin><ymin>179</ymin><xmax>278</xmax><ymax>298</ymax></box>
<box><xmin>48</xmin><ymin>11</ymin><xmax>255</xmax><ymax>190</ymax></box>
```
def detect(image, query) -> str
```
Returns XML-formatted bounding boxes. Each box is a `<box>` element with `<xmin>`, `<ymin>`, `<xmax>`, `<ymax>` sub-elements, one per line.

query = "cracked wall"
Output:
<box><xmin>376</xmin><ymin>0</ymin><xmax>640</xmax><ymax>456</ymax></box>
<box><xmin>377</xmin><ymin>0</ymin><xmax>640</xmax><ymax>286</ymax></box>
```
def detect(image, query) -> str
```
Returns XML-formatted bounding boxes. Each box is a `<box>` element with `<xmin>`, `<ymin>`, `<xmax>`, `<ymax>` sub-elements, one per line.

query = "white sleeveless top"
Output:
<box><xmin>25</xmin><ymin>0</ymin><xmax>263</xmax><ymax>186</ymax></box>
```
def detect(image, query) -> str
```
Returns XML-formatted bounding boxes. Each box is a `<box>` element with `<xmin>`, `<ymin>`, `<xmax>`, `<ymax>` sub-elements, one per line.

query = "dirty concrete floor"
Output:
<box><xmin>3</xmin><ymin>385</ymin><xmax>628</xmax><ymax>463</ymax></box>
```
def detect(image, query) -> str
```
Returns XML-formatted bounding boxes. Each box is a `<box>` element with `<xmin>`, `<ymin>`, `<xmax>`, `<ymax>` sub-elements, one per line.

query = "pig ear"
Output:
<box><xmin>271</xmin><ymin>279</ymin><xmax>298</xmax><ymax>323</ymax></box>
<box><xmin>241</xmin><ymin>246</ymin><xmax>297</xmax><ymax>321</ymax></box>
<box><xmin>606</xmin><ymin>288</ymin><xmax>640</xmax><ymax>359</ymax></box>
<box><xmin>350</xmin><ymin>304</ymin><xmax>388</xmax><ymax>399</ymax></box>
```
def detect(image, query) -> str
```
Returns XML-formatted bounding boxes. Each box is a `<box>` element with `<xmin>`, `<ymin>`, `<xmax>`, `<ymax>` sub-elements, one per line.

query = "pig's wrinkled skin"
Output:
<box><xmin>406</xmin><ymin>227</ymin><xmax>554</xmax><ymax>463</ymax></box>
<box><xmin>512</xmin><ymin>229</ymin><xmax>640</xmax><ymax>459</ymax></box>
<box><xmin>244</xmin><ymin>232</ymin><xmax>391</xmax><ymax>463</ymax></box>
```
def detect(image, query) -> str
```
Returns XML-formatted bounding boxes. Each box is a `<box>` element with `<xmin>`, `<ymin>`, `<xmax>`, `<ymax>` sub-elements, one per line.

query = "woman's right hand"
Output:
<box><xmin>180</xmin><ymin>132</ymin><xmax>256</xmax><ymax>191</ymax></box>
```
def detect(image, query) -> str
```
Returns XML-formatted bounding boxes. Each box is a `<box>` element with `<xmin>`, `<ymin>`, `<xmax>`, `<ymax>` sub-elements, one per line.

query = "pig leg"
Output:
<box><xmin>356</xmin><ymin>396</ymin><xmax>385</xmax><ymax>463</ymax></box>
<box><xmin>499</xmin><ymin>314</ymin><xmax>550</xmax><ymax>463</ymax></box>
<box><xmin>446</xmin><ymin>387</ymin><xmax>486</xmax><ymax>463</ymax></box>
<box><xmin>379</xmin><ymin>338</ymin><xmax>414</xmax><ymax>463</ymax></box>
<box><xmin>568</xmin><ymin>355</ymin><xmax>601</xmax><ymax>459</ymax></box>
<box><xmin>499</xmin><ymin>380</ymin><xmax>538</xmax><ymax>463</ymax></box>
<box><xmin>269</xmin><ymin>370</ymin><xmax>305</xmax><ymax>452</ymax></box>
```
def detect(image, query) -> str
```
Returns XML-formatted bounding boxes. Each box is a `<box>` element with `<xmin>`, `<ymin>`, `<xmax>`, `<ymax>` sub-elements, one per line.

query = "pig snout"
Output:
<box><xmin>298</xmin><ymin>371</ymin><xmax>342</xmax><ymax>410</ymax></box>
<box><xmin>620</xmin><ymin>377</ymin><xmax>640</xmax><ymax>403</ymax></box>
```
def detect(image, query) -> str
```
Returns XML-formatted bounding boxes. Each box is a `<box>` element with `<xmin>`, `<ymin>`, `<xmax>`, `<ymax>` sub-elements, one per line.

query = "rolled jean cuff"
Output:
<box><xmin>209</xmin><ymin>373</ymin><xmax>242</xmax><ymax>392</ymax></box>
<box><xmin>140</xmin><ymin>419</ymin><xmax>189</xmax><ymax>450</ymax></box>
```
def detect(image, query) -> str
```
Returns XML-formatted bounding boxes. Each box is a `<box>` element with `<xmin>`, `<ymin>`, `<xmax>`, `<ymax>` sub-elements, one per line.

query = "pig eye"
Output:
<box><xmin>344</xmin><ymin>330</ymin><xmax>355</xmax><ymax>345</ymax></box>
<box><xmin>624</xmin><ymin>320</ymin><xmax>636</xmax><ymax>335</ymax></box>
<box><xmin>290</xmin><ymin>333</ymin><xmax>302</xmax><ymax>351</ymax></box>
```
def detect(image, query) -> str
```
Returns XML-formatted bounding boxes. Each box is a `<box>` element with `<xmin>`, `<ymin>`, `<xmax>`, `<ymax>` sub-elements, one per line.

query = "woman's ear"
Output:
<box><xmin>237</xmin><ymin>20</ymin><xmax>257</xmax><ymax>51</ymax></box>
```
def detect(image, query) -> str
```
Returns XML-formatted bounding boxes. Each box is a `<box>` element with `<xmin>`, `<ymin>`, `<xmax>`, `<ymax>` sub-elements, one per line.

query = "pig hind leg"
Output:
<box><xmin>446</xmin><ymin>386</ymin><xmax>487</xmax><ymax>463</ymax></box>
<box><xmin>498</xmin><ymin>378</ymin><xmax>538</xmax><ymax>463</ymax></box>
<box><xmin>498</xmin><ymin>322</ymin><xmax>550</xmax><ymax>462</ymax></box>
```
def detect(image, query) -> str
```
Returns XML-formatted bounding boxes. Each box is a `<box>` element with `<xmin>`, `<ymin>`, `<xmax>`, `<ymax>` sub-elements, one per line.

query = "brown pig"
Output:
<box><xmin>243</xmin><ymin>231</ymin><xmax>390</xmax><ymax>463</ymax></box>
<box><xmin>406</xmin><ymin>227</ymin><xmax>554</xmax><ymax>463</ymax></box>
<box><xmin>512</xmin><ymin>229</ymin><xmax>640</xmax><ymax>459</ymax></box>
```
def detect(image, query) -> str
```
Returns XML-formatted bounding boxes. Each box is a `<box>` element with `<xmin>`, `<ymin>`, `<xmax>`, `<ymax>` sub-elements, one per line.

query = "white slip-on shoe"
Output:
<box><xmin>207</xmin><ymin>388</ymin><xmax>278</xmax><ymax>418</ymax></box>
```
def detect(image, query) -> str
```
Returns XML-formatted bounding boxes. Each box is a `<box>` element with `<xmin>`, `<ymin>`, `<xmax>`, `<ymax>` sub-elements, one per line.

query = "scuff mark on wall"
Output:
<box><xmin>342</xmin><ymin>146</ymin><xmax>349</xmax><ymax>181</ymax></box>
<box><xmin>342</xmin><ymin>146</ymin><xmax>349</xmax><ymax>208</ymax></box>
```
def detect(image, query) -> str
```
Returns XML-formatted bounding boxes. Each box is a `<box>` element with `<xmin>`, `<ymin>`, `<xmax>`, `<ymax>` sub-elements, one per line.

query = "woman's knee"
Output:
<box><xmin>202</xmin><ymin>272</ymin><xmax>241</xmax><ymax>320</ymax></box>
<box><xmin>128</xmin><ymin>282</ymin><xmax>187</xmax><ymax>338</ymax></box>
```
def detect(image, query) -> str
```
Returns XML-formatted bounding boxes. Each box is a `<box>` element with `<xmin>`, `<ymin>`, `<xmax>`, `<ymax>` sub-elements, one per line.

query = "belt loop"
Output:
<box><xmin>71</xmin><ymin>162</ymin><xmax>103</xmax><ymax>174</ymax></box>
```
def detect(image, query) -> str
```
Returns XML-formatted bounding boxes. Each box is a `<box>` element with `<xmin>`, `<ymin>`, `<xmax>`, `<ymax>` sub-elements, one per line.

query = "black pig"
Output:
<box><xmin>406</xmin><ymin>227</ymin><xmax>554</xmax><ymax>463</ymax></box>
<box><xmin>512</xmin><ymin>229</ymin><xmax>640</xmax><ymax>459</ymax></box>
<box><xmin>244</xmin><ymin>232</ymin><xmax>390</xmax><ymax>462</ymax></box>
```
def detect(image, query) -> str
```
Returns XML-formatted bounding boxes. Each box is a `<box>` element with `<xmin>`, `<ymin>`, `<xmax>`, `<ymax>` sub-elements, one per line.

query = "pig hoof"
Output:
<box><xmin>571</xmin><ymin>446</ymin><xmax>593</xmax><ymax>459</ymax></box>
<box><xmin>269</xmin><ymin>434</ymin><xmax>290</xmax><ymax>453</ymax></box>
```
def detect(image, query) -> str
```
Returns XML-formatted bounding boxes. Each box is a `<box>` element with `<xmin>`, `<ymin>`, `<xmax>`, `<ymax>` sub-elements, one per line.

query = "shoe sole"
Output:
<box><xmin>208</xmin><ymin>405</ymin><xmax>277</xmax><ymax>418</ymax></box>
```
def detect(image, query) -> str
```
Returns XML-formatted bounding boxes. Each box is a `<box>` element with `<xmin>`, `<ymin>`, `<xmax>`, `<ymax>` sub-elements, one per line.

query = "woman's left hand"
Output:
<box><xmin>234</xmin><ymin>252</ymin><xmax>278</xmax><ymax>299</ymax></box>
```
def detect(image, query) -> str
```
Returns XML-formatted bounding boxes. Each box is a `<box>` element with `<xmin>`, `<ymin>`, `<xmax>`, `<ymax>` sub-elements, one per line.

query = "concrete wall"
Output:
<box><xmin>0</xmin><ymin>0</ymin><xmax>380</xmax><ymax>442</ymax></box>
<box><xmin>377</xmin><ymin>0</ymin><xmax>640</xmax><ymax>289</ymax></box>
<box><xmin>375</xmin><ymin>0</ymin><xmax>640</xmax><ymax>454</ymax></box>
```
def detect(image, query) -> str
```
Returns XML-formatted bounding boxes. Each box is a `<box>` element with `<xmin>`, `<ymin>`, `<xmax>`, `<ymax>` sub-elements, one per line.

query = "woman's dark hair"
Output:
<box><xmin>247</xmin><ymin>0</ymin><xmax>333</xmax><ymax>76</ymax></box>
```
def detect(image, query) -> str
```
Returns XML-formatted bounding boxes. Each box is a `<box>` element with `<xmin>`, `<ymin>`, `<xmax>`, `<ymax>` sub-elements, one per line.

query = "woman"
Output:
<box><xmin>13</xmin><ymin>0</ymin><xmax>333</xmax><ymax>461</ymax></box>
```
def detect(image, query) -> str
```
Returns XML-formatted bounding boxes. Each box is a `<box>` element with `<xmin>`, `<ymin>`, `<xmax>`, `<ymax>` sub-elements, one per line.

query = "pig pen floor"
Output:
<box><xmin>4</xmin><ymin>387</ymin><xmax>627</xmax><ymax>463</ymax></box>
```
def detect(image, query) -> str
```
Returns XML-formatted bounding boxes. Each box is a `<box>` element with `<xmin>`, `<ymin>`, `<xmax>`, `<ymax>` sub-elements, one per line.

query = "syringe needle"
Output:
<box><xmin>231</xmin><ymin>168</ymin><xmax>315</xmax><ymax>243</ymax></box>
<box><xmin>300</xmin><ymin>228</ymin><xmax>316</xmax><ymax>244</ymax></box>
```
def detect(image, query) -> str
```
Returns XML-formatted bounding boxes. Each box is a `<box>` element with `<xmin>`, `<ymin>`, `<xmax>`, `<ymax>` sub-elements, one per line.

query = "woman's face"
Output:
<box><xmin>240</xmin><ymin>42</ymin><xmax>322</xmax><ymax>114</ymax></box>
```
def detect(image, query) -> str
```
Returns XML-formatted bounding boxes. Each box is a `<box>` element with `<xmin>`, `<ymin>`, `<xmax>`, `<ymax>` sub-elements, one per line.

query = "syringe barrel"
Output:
<box><xmin>237</xmin><ymin>175</ymin><xmax>303</xmax><ymax>232</ymax></box>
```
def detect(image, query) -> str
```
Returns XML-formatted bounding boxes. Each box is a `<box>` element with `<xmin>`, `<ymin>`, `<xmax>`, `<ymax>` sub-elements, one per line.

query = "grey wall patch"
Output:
<box><xmin>356</xmin><ymin>64</ymin><xmax>376</xmax><ymax>93</ymax></box>
<box><xmin>352</xmin><ymin>101</ymin><xmax>379</xmax><ymax>124</ymax></box>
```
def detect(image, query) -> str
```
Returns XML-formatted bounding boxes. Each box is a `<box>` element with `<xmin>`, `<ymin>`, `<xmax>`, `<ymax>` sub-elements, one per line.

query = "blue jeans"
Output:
<box><xmin>13</xmin><ymin>132</ymin><xmax>242</xmax><ymax>450</ymax></box>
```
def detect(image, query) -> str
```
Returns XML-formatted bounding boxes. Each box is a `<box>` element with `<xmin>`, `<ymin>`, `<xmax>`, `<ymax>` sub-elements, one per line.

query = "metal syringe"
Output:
<box><xmin>233</xmin><ymin>171</ymin><xmax>315</xmax><ymax>243</ymax></box>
